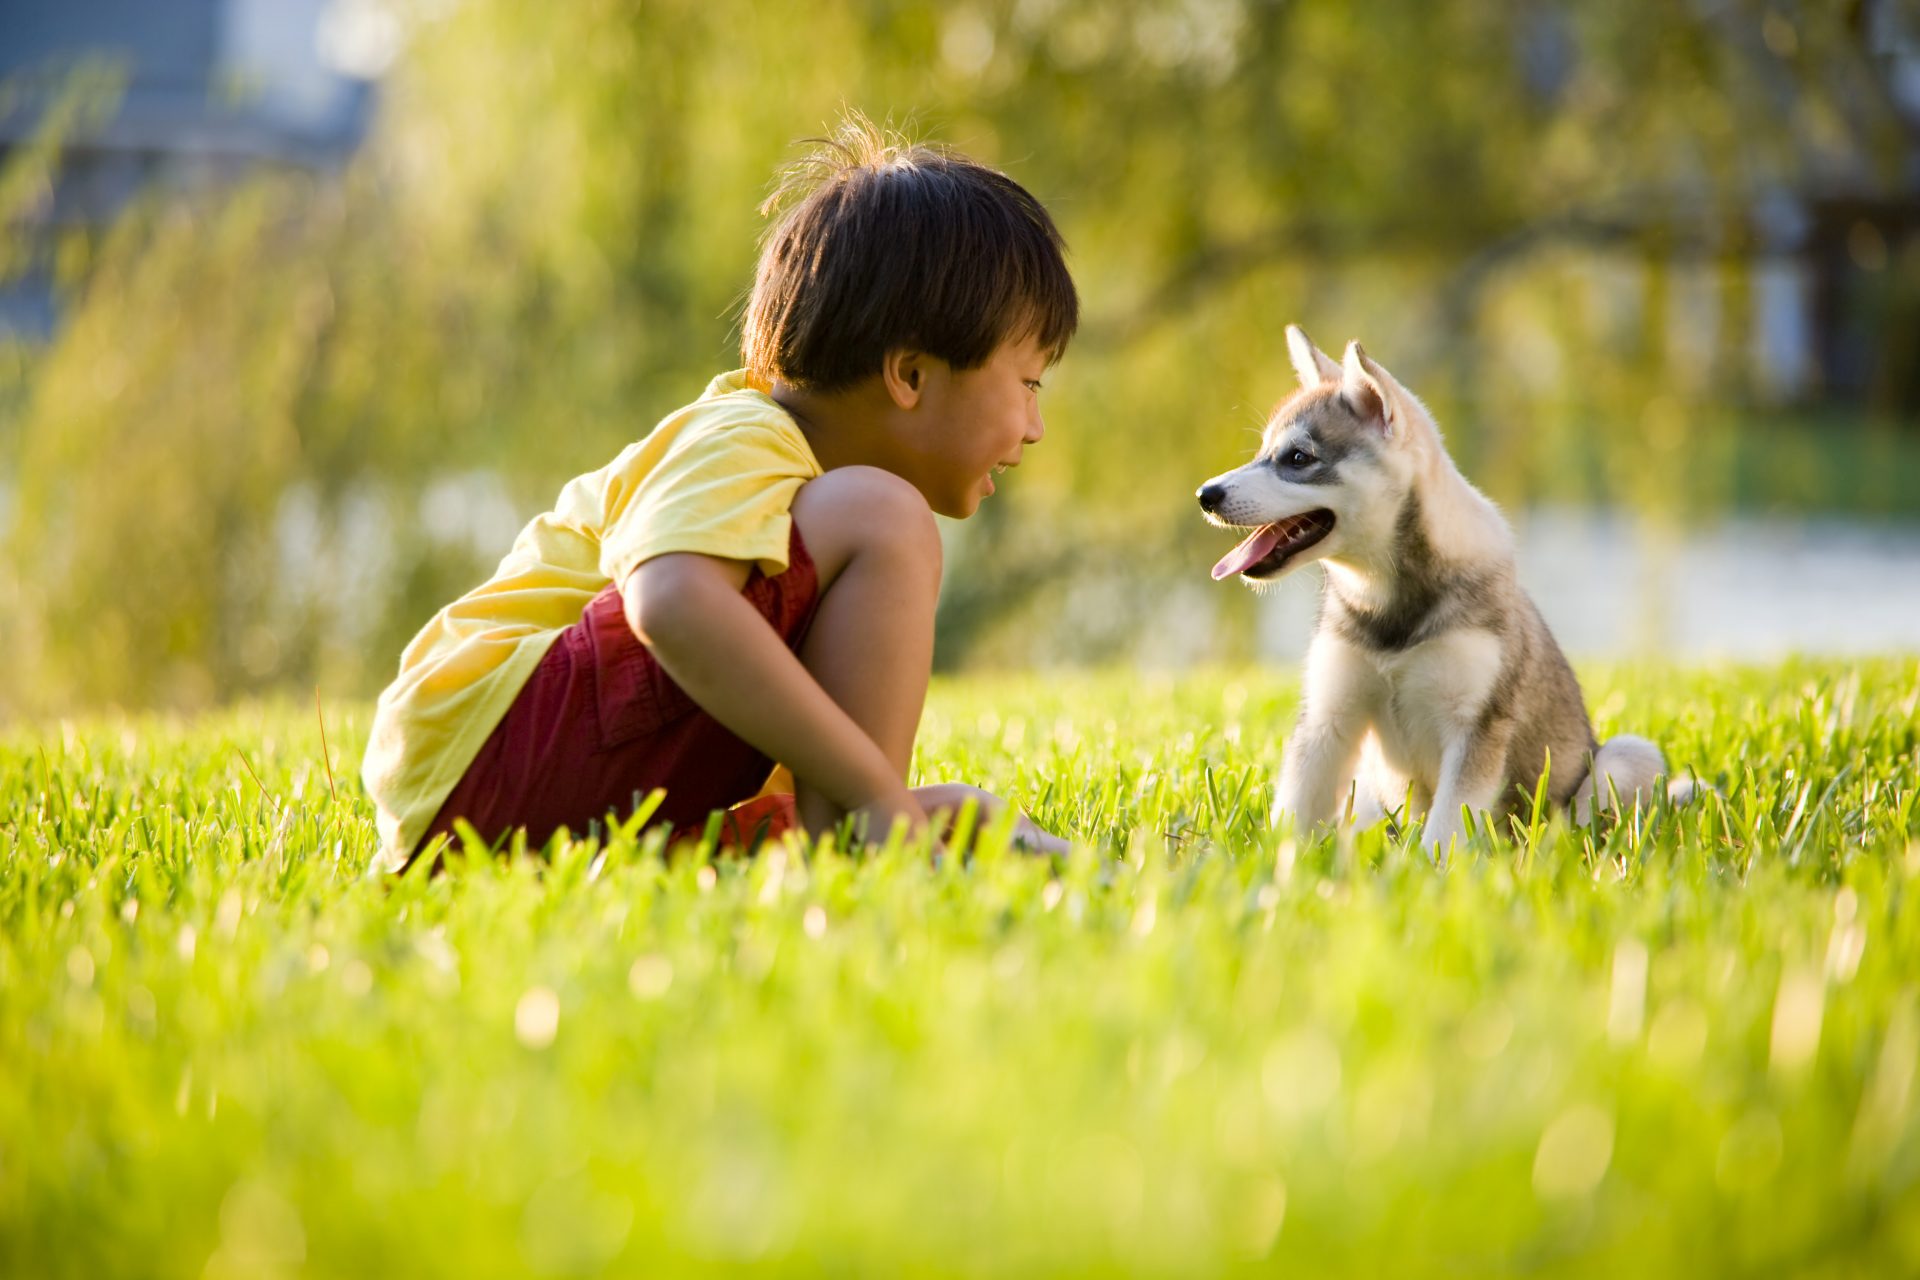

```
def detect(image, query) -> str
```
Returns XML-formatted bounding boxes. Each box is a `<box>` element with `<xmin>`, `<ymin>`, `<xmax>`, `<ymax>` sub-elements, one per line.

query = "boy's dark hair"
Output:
<box><xmin>741</xmin><ymin>115</ymin><xmax>1078</xmax><ymax>392</ymax></box>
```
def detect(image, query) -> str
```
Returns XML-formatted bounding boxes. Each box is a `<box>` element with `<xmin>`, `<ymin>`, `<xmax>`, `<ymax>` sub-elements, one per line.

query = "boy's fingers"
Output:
<box><xmin>1011</xmin><ymin>817</ymin><xmax>1071</xmax><ymax>856</ymax></box>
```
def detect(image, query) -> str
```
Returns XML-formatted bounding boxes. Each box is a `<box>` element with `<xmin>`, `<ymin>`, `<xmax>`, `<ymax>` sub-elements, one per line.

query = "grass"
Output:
<box><xmin>3</xmin><ymin>659</ymin><xmax>1919</xmax><ymax>1277</ymax></box>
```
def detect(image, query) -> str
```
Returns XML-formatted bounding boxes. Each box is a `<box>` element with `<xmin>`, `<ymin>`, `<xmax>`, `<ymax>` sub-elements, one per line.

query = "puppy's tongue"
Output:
<box><xmin>1211</xmin><ymin>524</ymin><xmax>1284</xmax><ymax>580</ymax></box>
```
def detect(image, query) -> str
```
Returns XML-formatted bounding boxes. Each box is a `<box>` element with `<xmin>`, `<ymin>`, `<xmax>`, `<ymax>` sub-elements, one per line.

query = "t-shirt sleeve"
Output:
<box><xmin>597</xmin><ymin>416</ymin><xmax>818</xmax><ymax>586</ymax></box>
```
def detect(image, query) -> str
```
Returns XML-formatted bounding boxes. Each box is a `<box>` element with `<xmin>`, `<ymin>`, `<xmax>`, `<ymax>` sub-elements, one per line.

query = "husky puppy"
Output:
<box><xmin>1198</xmin><ymin>326</ymin><xmax>1671</xmax><ymax>853</ymax></box>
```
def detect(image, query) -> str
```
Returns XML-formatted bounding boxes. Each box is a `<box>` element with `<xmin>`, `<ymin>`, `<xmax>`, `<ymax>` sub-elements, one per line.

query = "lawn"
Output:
<box><xmin>3</xmin><ymin>659</ymin><xmax>1918</xmax><ymax>1277</ymax></box>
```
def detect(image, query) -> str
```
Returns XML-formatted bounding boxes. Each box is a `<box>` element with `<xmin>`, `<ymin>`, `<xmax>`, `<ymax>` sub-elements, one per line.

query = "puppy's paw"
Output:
<box><xmin>1420</xmin><ymin>815</ymin><xmax>1463</xmax><ymax>865</ymax></box>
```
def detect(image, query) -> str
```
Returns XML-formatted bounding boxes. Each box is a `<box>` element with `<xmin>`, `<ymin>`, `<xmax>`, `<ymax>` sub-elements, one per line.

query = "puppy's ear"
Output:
<box><xmin>1286</xmin><ymin>324</ymin><xmax>1342</xmax><ymax>389</ymax></box>
<box><xmin>1341</xmin><ymin>340</ymin><xmax>1395</xmax><ymax>436</ymax></box>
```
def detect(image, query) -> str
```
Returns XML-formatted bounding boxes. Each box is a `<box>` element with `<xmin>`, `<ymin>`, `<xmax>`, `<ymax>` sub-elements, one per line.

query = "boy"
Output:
<box><xmin>360</xmin><ymin>118</ymin><xmax>1077</xmax><ymax>873</ymax></box>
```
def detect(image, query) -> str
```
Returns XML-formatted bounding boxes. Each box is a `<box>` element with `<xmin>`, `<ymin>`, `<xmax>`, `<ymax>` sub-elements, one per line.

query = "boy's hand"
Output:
<box><xmin>846</xmin><ymin>785</ymin><xmax>932</xmax><ymax>846</ymax></box>
<box><xmin>911</xmin><ymin>782</ymin><xmax>1071</xmax><ymax>856</ymax></box>
<box><xmin>1007</xmin><ymin>811</ymin><xmax>1073</xmax><ymax>857</ymax></box>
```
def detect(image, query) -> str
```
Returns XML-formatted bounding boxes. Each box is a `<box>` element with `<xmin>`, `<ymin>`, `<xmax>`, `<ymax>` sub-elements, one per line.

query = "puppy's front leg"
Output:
<box><xmin>1273</xmin><ymin>634</ymin><xmax>1375</xmax><ymax>834</ymax></box>
<box><xmin>1423</xmin><ymin>721</ymin><xmax>1513</xmax><ymax>859</ymax></box>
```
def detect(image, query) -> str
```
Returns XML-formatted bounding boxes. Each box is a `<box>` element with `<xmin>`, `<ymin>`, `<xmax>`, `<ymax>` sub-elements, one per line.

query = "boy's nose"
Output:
<box><xmin>1196</xmin><ymin>482</ymin><xmax>1227</xmax><ymax>513</ymax></box>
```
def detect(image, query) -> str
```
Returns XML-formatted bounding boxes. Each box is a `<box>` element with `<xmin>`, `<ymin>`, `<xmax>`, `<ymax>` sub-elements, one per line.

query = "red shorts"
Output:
<box><xmin>413</xmin><ymin>526</ymin><xmax>819</xmax><ymax>868</ymax></box>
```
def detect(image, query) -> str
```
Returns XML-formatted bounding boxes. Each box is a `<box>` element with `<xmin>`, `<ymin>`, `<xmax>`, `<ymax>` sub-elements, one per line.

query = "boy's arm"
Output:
<box><xmin>623</xmin><ymin>551</ymin><xmax>927</xmax><ymax>836</ymax></box>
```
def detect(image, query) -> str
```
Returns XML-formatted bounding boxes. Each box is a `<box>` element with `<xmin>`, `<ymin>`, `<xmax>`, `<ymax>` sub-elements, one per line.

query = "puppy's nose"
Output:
<box><xmin>1197</xmin><ymin>482</ymin><xmax>1227</xmax><ymax>514</ymax></box>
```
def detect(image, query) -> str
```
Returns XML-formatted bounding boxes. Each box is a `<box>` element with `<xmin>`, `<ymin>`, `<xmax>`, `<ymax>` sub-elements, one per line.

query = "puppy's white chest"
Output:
<box><xmin>1364</xmin><ymin>629</ymin><xmax>1504</xmax><ymax>783</ymax></box>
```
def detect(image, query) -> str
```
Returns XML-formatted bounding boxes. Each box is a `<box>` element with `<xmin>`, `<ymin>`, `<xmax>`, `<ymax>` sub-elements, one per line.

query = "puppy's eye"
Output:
<box><xmin>1282</xmin><ymin>448</ymin><xmax>1316</xmax><ymax>468</ymax></box>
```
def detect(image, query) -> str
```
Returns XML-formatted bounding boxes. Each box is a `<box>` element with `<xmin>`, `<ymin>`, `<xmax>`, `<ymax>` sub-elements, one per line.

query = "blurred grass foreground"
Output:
<box><xmin>3</xmin><ymin>661</ymin><xmax>1920</xmax><ymax>1275</ymax></box>
<box><xmin>1</xmin><ymin>0</ymin><xmax>1919</xmax><ymax>713</ymax></box>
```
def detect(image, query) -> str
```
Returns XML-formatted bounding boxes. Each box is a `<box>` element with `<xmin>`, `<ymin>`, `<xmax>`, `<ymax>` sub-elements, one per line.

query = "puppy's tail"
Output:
<box><xmin>1571</xmin><ymin>735</ymin><xmax>1700</xmax><ymax>825</ymax></box>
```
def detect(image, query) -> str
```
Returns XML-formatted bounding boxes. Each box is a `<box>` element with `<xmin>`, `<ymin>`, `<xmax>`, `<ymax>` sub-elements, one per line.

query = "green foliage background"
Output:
<box><xmin>1</xmin><ymin>0</ymin><xmax>1915</xmax><ymax>712</ymax></box>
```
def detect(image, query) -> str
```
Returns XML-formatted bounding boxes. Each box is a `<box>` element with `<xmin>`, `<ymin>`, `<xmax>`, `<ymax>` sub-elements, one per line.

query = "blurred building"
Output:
<box><xmin>0</xmin><ymin>0</ymin><xmax>386</xmax><ymax>338</ymax></box>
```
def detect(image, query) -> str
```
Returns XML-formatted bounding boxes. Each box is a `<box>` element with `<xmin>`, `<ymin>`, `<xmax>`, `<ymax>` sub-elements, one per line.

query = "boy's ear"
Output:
<box><xmin>881</xmin><ymin>348</ymin><xmax>926</xmax><ymax>409</ymax></box>
<box><xmin>1341</xmin><ymin>340</ymin><xmax>1396</xmax><ymax>438</ymax></box>
<box><xmin>1286</xmin><ymin>324</ymin><xmax>1342</xmax><ymax>389</ymax></box>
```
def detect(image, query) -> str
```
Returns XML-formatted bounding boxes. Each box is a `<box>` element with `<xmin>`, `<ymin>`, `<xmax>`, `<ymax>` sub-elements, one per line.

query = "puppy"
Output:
<box><xmin>1198</xmin><ymin>326</ymin><xmax>1677</xmax><ymax>854</ymax></box>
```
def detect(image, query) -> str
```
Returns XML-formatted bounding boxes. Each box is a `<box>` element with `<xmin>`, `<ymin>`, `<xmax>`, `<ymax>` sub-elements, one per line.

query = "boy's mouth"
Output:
<box><xmin>1211</xmin><ymin>511</ymin><xmax>1336</xmax><ymax>580</ymax></box>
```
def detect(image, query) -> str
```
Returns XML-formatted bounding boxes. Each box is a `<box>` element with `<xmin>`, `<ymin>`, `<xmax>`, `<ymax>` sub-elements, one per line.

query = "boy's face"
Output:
<box><xmin>895</xmin><ymin>334</ymin><xmax>1052</xmax><ymax>519</ymax></box>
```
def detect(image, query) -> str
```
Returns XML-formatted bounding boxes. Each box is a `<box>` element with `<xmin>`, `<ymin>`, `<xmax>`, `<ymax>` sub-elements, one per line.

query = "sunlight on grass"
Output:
<box><xmin>3</xmin><ymin>659</ymin><xmax>1919</xmax><ymax>1275</ymax></box>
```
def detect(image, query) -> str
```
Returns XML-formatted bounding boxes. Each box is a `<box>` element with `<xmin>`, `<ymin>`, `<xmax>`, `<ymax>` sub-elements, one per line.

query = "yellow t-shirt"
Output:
<box><xmin>360</xmin><ymin>370</ymin><xmax>821</xmax><ymax>872</ymax></box>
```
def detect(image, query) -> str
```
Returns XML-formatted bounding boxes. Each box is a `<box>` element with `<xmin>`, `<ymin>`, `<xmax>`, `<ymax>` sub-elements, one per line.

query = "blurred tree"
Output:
<box><xmin>0</xmin><ymin>0</ymin><xmax>1913</xmax><ymax>709</ymax></box>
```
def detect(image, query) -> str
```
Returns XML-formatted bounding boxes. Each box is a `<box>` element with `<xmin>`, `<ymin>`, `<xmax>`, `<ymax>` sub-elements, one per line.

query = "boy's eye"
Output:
<box><xmin>1024</xmin><ymin>380</ymin><xmax>1043</xmax><ymax>393</ymax></box>
<box><xmin>1281</xmin><ymin>448</ymin><xmax>1316</xmax><ymax>468</ymax></box>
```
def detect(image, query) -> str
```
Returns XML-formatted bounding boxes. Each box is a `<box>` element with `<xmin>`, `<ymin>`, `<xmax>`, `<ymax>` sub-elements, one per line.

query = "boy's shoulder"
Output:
<box><xmin>669</xmin><ymin>369</ymin><xmax>805</xmax><ymax>448</ymax></box>
<box><xmin>696</xmin><ymin>368</ymin><xmax>778</xmax><ymax>405</ymax></box>
<box><xmin>584</xmin><ymin>370</ymin><xmax>819</xmax><ymax>500</ymax></box>
<box><xmin>593</xmin><ymin>370</ymin><xmax>807</xmax><ymax>471</ymax></box>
